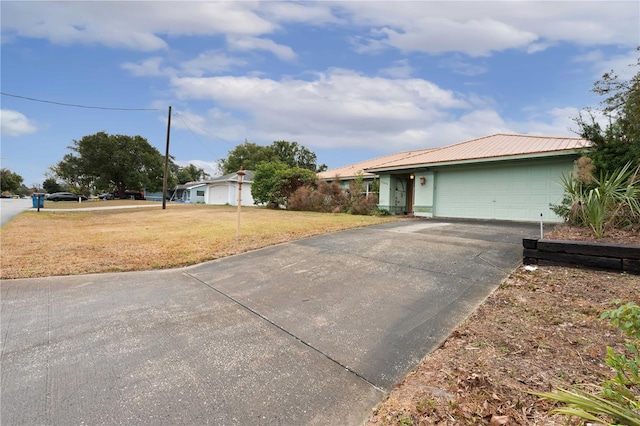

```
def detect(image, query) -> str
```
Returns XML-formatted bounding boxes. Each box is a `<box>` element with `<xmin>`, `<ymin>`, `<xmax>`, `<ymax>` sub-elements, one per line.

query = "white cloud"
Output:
<box><xmin>227</xmin><ymin>36</ymin><xmax>296</xmax><ymax>61</ymax></box>
<box><xmin>379</xmin><ymin>59</ymin><xmax>414</xmax><ymax>78</ymax></box>
<box><xmin>174</xmin><ymin>159</ymin><xmax>222</xmax><ymax>178</ymax></box>
<box><xmin>572</xmin><ymin>48</ymin><xmax>638</xmax><ymax>80</ymax></box>
<box><xmin>167</xmin><ymin>69</ymin><xmax>594</xmax><ymax>156</ymax></box>
<box><xmin>342</xmin><ymin>1</ymin><xmax>638</xmax><ymax>56</ymax></box>
<box><xmin>171</xmin><ymin>70</ymin><xmax>469</xmax><ymax>138</ymax></box>
<box><xmin>181</xmin><ymin>51</ymin><xmax>249</xmax><ymax>76</ymax></box>
<box><xmin>592</xmin><ymin>51</ymin><xmax>639</xmax><ymax>80</ymax></box>
<box><xmin>516</xmin><ymin>106</ymin><xmax>582</xmax><ymax>137</ymax></box>
<box><xmin>121</xmin><ymin>57</ymin><xmax>168</xmax><ymax>77</ymax></box>
<box><xmin>260</xmin><ymin>2</ymin><xmax>340</xmax><ymax>25</ymax></box>
<box><xmin>5</xmin><ymin>1</ymin><xmax>636</xmax><ymax>59</ymax></box>
<box><xmin>377</xmin><ymin>19</ymin><xmax>538</xmax><ymax>57</ymax></box>
<box><xmin>2</xmin><ymin>2</ymin><xmax>276</xmax><ymax>51</ymax></box>
<box><xmin>439</xmin><ymin>56</ymin><xmax>488</xmax><ymax>76</ymax></box>
<box><xmin>122</xmin><ymin>52</ymin><xmax>249</xmax><ymax>78</ymax></box>
<box><xmin>166</xmin><ymin>70</ymin><xmax>529</xmax><ymax>152</ymax></box>
<box><xmin>0</xmin><ymin>110</ymin><xmax>37</xmax><ymax>136</ymax></box>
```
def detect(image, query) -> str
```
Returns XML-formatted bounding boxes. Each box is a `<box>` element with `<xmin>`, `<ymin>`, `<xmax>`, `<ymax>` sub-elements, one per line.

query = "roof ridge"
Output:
<box><xmin>323</xmin><ymin>147</ymin><xmax>434</xmax><ymax>171</ymax></box>
<box><xmin>488</xmin><ymin>132</ymin><xmax>586</xmax><ymax>140</ymax></box>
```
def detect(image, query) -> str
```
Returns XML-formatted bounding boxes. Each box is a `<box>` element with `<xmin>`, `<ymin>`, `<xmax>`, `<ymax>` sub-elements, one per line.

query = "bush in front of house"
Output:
<box><xmin>551</xmin><ymin>159</ymin><xmax>640</xmax><ymax>238</ymax></box>
<box><xmin>288</xmin><ymin>177</ymin><xmax>380</xmax><ymax>215</ymax></box>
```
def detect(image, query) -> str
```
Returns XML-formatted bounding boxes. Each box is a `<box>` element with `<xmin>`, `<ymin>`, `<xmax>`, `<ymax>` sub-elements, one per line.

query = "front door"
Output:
<box><xmin>406</xmin><ymin>175</ymin><xmax>415</xmax><ymax>214</ymax></box>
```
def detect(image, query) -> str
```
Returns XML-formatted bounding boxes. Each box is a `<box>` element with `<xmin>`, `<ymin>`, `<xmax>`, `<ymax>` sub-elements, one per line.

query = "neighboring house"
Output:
<box><xmin>320</xmin><ymin>134</ymin><xmax>591</xmax><ymax>222</ymax></box>
<box><xmin>176</xmin><ymin>170</ymin><xmax>255</xmax><ymax>206</ymax></box>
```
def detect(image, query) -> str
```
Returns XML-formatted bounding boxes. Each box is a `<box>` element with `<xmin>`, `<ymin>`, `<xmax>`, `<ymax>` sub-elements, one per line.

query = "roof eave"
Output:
<box><xmin>365</xmin><ymin>149</ymin><xmax>587</xmax><ymax>173</ymax></box>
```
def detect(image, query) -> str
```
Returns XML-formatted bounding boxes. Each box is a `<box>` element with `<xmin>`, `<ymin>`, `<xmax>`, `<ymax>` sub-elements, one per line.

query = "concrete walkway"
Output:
<box><xmin>1</xmin><ymin>219</ymin><xmax>537</xmax><ymax>425</ymax></box>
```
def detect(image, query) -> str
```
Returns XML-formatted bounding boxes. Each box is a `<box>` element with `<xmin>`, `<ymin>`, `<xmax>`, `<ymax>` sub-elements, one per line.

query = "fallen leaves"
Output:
<box><xmin>367</xmin><ymin>265</ymin><xmax>639</xmax><ymax>425</ymax></box>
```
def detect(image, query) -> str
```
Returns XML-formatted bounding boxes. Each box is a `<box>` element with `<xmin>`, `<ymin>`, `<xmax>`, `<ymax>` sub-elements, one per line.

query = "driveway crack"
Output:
<box><xmin>183</xmin><ymin>271</ymin><xmax>385</xmax><ymax>393</ymax></box>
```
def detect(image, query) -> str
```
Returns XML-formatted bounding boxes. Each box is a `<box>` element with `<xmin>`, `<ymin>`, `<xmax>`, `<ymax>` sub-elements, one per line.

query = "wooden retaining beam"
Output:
<box><xmin>523</xmin><ymin>238</ymin><xmax>640</xmax><ymax>274</ymax></box>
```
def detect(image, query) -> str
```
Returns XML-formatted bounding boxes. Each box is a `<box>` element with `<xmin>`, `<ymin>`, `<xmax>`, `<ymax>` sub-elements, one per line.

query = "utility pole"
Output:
<box><xmin>236</xmin><ymin>167</ymin><xmax>245</xmax><ymax>241</ymax></box>
<box><xmin>162</xmin><ymin>105</ymin><xmax>172</xmax><ymax>210</ymax></box>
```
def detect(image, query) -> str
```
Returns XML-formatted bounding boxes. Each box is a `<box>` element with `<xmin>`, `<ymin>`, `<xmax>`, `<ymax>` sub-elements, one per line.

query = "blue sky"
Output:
<box><xmin>1</xmin><ymin>1</ymin><xmax>638</xmax><ymax>187</ymax></box>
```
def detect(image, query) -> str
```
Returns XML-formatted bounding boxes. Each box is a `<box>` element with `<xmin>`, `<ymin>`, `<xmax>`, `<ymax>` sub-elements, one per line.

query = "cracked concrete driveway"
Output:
<box><xmin>1</xmin><ymin>219</ymin><xmax>537</xmax><ymax>425</ymax></box>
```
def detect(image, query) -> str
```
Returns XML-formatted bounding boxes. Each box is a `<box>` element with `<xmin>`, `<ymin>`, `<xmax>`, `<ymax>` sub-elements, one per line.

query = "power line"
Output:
<box><xmin>173</xmin><ymin>111</ymin><xmax>235</xmax><ymax>146</ymax></box>
<box><xmin>0</xmin><ymin>91</ymin><xmax>160</xmax><ymax>111</ymax></box>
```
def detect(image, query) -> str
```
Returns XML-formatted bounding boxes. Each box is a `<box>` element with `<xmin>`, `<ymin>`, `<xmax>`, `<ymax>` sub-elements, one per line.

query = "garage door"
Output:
<box><xmin>433</xmin><ymin>159</ymin><xmax>574</xmax><ymax>222</ymax></box>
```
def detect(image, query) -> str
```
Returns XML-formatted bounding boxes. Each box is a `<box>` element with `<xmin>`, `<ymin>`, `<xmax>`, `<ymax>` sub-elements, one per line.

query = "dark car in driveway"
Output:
<box><xmin>46</xmin><ymin>192</ymin><xmax>88</xmax><ymax>202</ymax></box>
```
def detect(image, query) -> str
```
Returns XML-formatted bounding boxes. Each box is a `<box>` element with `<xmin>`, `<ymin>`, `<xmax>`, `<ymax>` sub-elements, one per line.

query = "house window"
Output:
<box><xmin>196</xmin><ymin>190</ymin><xmax>205</xmax><ymax>196</ymax></box>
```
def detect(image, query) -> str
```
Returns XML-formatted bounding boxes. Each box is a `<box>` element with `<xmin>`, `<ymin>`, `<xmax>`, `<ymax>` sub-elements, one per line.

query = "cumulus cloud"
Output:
<box><xmin>0</xmin><ymin>110</ymin><xmax>37</xmax><ymax>136</ymax></box>
<box><xmin>1</xmin><ymin>2</ymin><xmax>276</xmax><ymax>51</ymax></box>
<box><xmin>166</xmin><ymin>70</ymin><xmax>581</xmax><ymax>152</ymax></box>
<box><xmin>343</xmin><ymin>1</ymin><xmax>638</xmax><ymax>56</ymax></box>
<box><xmin>171</xmin><ymin>69</ymin><xmax>469</xmax><ymax>139</ymax></box>
<box><xmin>4</xmin><ymin>1</ymin><xmax>636</xmax><ymax>59</ymax></box>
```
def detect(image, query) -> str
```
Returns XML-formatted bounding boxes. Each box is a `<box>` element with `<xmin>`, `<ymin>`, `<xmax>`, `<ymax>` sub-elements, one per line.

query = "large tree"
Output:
<box><xmin>42</xmin><ymin>177</ymin><xmax>64</xmax><ymax>194</ymax></box>
<box><xmin>0</xmin><ymin>169</ymin><xmax>24</xmax><ymax>193</ymax></box>
<box><xmin>51</xmin><ymin>132</ymin><xmax>165</xmax><ymax>198</ymax></box>
<box><xmin>251</xmin><ymin>162</ymin><xmax>316</xmax><ymax>208</ymax></box>
<box><xmin>219</xmin><ymin>140</ymin><xmax>327</xmax><ymax>174</ymax></box>
<box><xmin>270</xmin><ymin>140</ymin><xmax>328</xmax><ymax>172</ymax></box>
<box><xmin>575</xmin><ymin>50</ymin><xmax>640</xmax><ymax>175</ymax></box>
<box><xmin>218</xmin><ymin>141</ymin><xmax>279</xmax><ymax>175</ymax></box>
<box><xmin>176</xmin><ymin>163</ymin><xmax>209</xmax><ymax>184</ymax></box>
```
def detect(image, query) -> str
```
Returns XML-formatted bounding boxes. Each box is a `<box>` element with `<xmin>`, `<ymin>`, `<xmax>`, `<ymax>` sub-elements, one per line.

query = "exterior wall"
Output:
<box><xmin>207</xmin><ymin>182</ymin><xmax>254</xmax><ymax>206</ymax></box>
<box><xmin>376</xmin><ymin>156</ymin><xmax>576</xmax><ymax>222</ymax></box>
<box><xmin>208</xmin><ymin>183</ymin><xmax>230</xmax><ymax>205</ymax></box>
<box><xmin>432</xmin><ymin>157</ymin><xmax>575</xmax><ymax>222</ymax></box>
<box><xmin>188</xmin><ymin>186</ymin><xmax>207</xmax><ymax>203</ymax></box>
<box><xmin>377</xmin><ymin>174</ymin><xmax>393</xmax><ymax>213</ymax></box>
<box><xmin>413</xmin><ymin>170</ymin><xmax>435</xmax><ymax>217</ymax></box>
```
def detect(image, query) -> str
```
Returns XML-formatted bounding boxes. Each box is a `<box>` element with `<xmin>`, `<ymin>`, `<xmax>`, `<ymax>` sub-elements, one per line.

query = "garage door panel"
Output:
<box><xmin>434</xmin><ymin>160</ymin><xmax>573</xmax><ymax>222</ymax></box>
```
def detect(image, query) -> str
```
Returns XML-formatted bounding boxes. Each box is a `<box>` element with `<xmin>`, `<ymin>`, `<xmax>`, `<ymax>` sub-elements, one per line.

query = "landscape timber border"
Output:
<box><xmin>523</xmin><ymin>238</ymin><xmax>640</xmax><ymax>275</ymax></box>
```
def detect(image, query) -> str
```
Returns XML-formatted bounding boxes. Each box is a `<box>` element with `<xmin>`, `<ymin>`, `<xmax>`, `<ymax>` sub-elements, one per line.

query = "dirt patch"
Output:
<box><xmin>545</xmin><ymin>223</ymin><xmax>640</xmax><ymax>245</ymax></box>
<box><xmin>367</xmin><ymin>228</ymin><xmax>639</xmax><ymax>425</ymax></box>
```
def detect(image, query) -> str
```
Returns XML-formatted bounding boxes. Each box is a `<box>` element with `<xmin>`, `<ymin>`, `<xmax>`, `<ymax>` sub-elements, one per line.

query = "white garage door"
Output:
<box><xmin>433</xmin><ymin>159</ymin><xmax>574</xmax><ymax>222</ymax></box>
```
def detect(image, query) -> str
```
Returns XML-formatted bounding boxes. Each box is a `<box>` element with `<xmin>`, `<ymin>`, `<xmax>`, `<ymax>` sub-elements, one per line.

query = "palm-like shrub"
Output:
<box><xmin>552</xmin><ymin>162</ymin><xmax>640</xmax><ymax>238</ymax></box>
<box><xmin>533</xmin><ymin>302</ymin><xmax>640</xmax><ymax>425</ymax></box>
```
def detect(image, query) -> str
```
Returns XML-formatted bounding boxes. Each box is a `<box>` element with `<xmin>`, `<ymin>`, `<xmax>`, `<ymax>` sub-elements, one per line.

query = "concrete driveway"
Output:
<box><xmin>1</xmin><ymin>219</ymin><xmax>537</xmax><ymax>425</ymax></box>
<box><xmin>0</xmin><ymin>198</ymin><xmax>32</xmax><ymax>226</ymax></box>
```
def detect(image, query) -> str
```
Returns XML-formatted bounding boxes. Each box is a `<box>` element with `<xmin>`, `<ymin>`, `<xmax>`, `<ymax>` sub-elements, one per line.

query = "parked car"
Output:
<box><xmin>98</xmin><ymin>193</ymin><xmax>114</xmax><ymax>200</ymax></box>
<box><xmin>117</xmin><ymin>191</ymin><xmax>145</xmax><ymax>200</ymax></box>
<box><xmin>46</xmin><ymin>192</ymin><xmax>88</xmax><ymax>202</ymax></box>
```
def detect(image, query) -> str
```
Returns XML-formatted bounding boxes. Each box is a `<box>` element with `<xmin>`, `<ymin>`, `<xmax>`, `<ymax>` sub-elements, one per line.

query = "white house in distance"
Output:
<box><xmin>319</xmin><ymin>133</ymin><xmax>591</xmax><ymax>222</ymax></box>
<box><xmin>175</xmin><ymin>170</ymin><xmax>255</xmax><ymax>206</ymax></box>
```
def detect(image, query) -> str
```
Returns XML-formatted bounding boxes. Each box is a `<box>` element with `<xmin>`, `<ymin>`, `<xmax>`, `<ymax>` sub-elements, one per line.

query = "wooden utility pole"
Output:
<box><xmin>162</xmin><ymin>105</ymin><xmax>172</xmax><ymax>210</ymax></box>
<box><xmin>236</xmin><ymin>167</ymin><xmax>246</xmax><ymax>241</ymax></box>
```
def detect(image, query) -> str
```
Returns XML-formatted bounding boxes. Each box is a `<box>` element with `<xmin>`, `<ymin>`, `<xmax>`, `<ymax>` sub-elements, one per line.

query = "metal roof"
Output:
<box><xmin>317</xmin><ymin>148</ymin><xmax>436</xmax><ymax>180</ymax></box>
<box><xmin>320</xmin><ymin>134</ymin><xmax>591</xmax><ymax>178</ymax></box>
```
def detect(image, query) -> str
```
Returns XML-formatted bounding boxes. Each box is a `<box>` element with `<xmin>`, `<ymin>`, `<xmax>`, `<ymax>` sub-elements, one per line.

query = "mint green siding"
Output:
<box><xmin>432</xmin><ymin>158</ymin><xmax>574</xmax><ymax>222</ymax></box>
<box><xmin>413</xmin><ymin>170</ymin><xmax>435</xmax><ymax>216</ymax></box>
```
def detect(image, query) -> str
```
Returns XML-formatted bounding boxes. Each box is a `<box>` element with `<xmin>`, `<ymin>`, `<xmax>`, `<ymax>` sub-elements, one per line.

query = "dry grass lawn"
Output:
<box><xmin>0</xmin><ymin>204</ymin><xmax>396</xmax><ymax>279</ymax></box>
